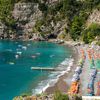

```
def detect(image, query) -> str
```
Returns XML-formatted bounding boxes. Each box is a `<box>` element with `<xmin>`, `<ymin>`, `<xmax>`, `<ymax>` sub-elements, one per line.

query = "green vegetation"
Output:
<box><xmin>96</xmin><ymin>41</ymin><xmax>100</xmax><ymax>46</ymax></box>
<box><xmin>53</xmin><ymin>91</ymin><xmax>82</xmax><ymax>100</ymax></box>
<box><xmin>73</xmin><ymin>94</ymin><xmax>82</xmax><ymax>100</ymax></box>
<box><xmin>54</xmin><ymin>91</ymin><xmax>69</xmax><ymax>100</ymax></box>
<box><xmin>15</xmin><ymin>0</ymin><xmax>39</xmax><ymax>3</ymax></box>
<box><xmin>82</xmin><ymin>23</ymin><xmax>100</xmax><ymax>43</ymax></box>
<box><xmin>0</xmin><ymin>0</ymin><xmax>100</xmax><ymax>42</ymax></box>
<box><xmin>70</xmin><ymin>16</ymin><xmax>85</xmax><ymax>41</ymax></box>
<box><xmin>0</xmin><ymin>0</ymin><xmax>16</xmax><ymax>35</ymax></box>
<box><xmin>0</xmin><ymin>0</ymin><xmax>15</xmax><ymax>23</ymax></box>
<box><xmin>33</xmin><ymin>19</ymin><xmax>44</xmax><ymax>32</ymax></box>
<box><xmin>33</xmin><ymin>0</ymin><xmax>100</xmax><ymax>42</ymax></box>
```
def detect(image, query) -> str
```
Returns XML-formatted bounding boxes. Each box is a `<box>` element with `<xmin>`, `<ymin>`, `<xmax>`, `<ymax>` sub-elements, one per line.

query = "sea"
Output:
<box><xmin>0</xmin><ymin>40</ymin><xmax>73</xmax><ymax>100</ymax></box>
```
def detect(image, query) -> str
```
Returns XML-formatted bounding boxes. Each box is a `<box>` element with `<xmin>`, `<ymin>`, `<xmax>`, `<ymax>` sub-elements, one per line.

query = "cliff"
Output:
<box><xmin>0</xmin><ymin>0</ymin><xmax>100</xmax><ymax>42</ymax></box>
<box><xmin>12</xmin><ymin>3</ymin><xmax>43</xmax><ymax>40</ymax></box>
<box><xmin>87</xmin><ymin>9</ymin><xmax>100</xmax><ymax>27</ymax></box>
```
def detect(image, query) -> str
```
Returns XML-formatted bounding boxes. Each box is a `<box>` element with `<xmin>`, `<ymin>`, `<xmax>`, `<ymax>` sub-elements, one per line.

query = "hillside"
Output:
<box><xmin>0</xmin><ymin>0</ymin><xmax>100</xmax><ymax>43</ymax></box>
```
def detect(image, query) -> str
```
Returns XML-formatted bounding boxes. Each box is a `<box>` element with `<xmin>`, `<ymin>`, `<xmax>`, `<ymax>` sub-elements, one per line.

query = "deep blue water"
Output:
<box><xmin>0</xmin><ymin>40</ymin><xmax>72</xmax><ymax>100</ymax></box>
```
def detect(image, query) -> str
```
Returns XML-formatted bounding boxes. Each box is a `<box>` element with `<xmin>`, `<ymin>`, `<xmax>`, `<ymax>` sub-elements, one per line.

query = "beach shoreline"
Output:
<box><xmin>13</xmin><ymin>40</ymin><xmax>100</xmax><ymax>99</ymax></box>
<box><xmin>44</xmin><ymin>41</ymin><xmax>79</xmax><ymax>94</ymax></box>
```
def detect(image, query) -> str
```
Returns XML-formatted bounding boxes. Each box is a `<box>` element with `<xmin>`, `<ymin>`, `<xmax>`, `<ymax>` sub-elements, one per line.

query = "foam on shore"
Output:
<box><xmin>32</xmin><ymin>58</ymin><xmax>74</xmax><ymax>95</ymax></box>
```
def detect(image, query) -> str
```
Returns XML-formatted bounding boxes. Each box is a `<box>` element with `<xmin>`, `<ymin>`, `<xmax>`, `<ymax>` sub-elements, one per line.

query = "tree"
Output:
<box><xmin>70</xmin><ymin>16</ymin><xmax>84</xmax><ymax>40</ymax></box>
<box><xmin>63</xmin><ymin>0</ymin><xmax>78</xmax><ymax>21</ymax></box>
<box><xmin>82</xmin><ymin>23</ymin><xmax>100</xmax><ymax>43</ymax></box>
<box><xmin>0</xmin><ymin>0</ymin><xmax>16</xmax><ymax>35</ymax></box>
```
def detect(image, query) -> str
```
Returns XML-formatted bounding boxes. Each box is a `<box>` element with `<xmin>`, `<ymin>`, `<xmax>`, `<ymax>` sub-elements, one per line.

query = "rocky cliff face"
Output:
<box><xmin>87</xmin><ymin>9</ymin><xmax>100</xmax><ymax>27</ymax></box>
<box><xmin>0</xmin><ymin>21</ymin><xmax>7</xmax><ymax>39</ymax></box>
<box><xmin>12</xmin><ymin>3</ymin><xmax>43</xmax><ymax>40</ymax></box>
<box><xmin>0</xmin><ymin>1</ymin><xmax>100</xmax><ymax>40</ymax></box>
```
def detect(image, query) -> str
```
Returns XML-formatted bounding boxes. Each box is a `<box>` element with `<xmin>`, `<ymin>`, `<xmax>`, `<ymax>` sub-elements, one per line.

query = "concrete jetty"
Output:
<box><xmin>31</xmin><ymin>67</ymin><xmax>58</xmax><ymax>71</ymax></box>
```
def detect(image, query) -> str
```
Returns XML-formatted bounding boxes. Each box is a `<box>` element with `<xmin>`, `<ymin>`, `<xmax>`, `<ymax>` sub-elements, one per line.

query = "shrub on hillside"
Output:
<box><xmin>70</xmin><ymin>16</ymin><xmax>85</xmax><ymax>41</ymax></box>
<box><xmin>54</xmin><ymin>91</ymin><xmax>69</xmax><ymax>100</ymax></box>
<box><xmin>82</xmin><ymin>23</ymin><xmax>100</xmax><ymax>43</ymax></box>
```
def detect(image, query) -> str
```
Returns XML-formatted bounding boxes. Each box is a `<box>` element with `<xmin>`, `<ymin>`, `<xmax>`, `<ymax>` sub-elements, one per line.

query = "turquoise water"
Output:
<box><xmin>0</xmin><ymin>40</ymin><xmax>72</xmax><ymax>100</ymax></box>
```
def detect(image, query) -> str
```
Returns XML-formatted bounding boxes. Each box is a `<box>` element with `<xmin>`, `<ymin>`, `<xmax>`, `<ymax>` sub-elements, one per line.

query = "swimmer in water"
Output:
<box><xmin>31</xmin><ymin>55</ymin><xmax>36</xmax><ymax>58</ymax></box>
<box><xmin>27</xmin><ymin>44</ymin><xmax>31</xmax><ymax>46</ymax></box>
<box><xmin>15</xmin><ymin>55</ymin><xmax>19</xmax><ymax>59</ymax></box>
<box><xmin>50</xmin><ymin>55</ymin><xmax>55</xmax><ymax>58</ymax></box>
<box><xmin>36</xmin><ymin>53</ymin><xmax>40</xmax><ymax>55</ymax></box>
<box><xmin>18</xmin><ymin>45</ymin><xmax>22</xmax><ymax>47</ymax></box>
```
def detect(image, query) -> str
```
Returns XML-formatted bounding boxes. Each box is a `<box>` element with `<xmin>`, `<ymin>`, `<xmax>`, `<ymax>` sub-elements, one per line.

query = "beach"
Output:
<box><xmin>45</xmin><ymin>41</ymin><xmax>100</xmax><ymax>96</ymax></box>
<box><xmin>45</xmin><ymin>41</ymin><xmax>79</xmax><ymax>94</ymax></box>
<box><xmin>13</xmin><ymin>41</ymin><xmax>100</xmax><ymax>100</ymax></box>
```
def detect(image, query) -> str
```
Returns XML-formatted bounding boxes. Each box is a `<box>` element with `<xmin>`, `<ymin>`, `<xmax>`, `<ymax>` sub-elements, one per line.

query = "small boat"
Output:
<box><xmin>50</xmin><ymin>55</ymin><xmax>55</xmax><ymax>58</ymax></box>
<box><xmin>31</xmin><ymin>55</ymin><xmax>36</xmax><ymax>58</ymax></box>
<box><xmin>9</xmin><ymin>62</ymin><xmax>15</xmax><ymax>65</ymax></box>
<box><xmin>36</xmin><ymin>53</ymin><xmax>40</xmax><ymax>55</ymax></box>
<box><xmin>22</xmin><ymin>46</ymin><xmax>27</xmax><ymax>50</ymax></box>
<box><xmin>17</xmin><ymin>51</ymin><xmax>22</xmax><ymax>55</ymax></box>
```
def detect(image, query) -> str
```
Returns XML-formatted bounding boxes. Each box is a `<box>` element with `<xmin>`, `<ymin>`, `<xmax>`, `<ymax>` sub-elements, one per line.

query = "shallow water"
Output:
<box><xmin>0</xmin><ymin>40</ymin><xmax>72</xmax><ymax>100</ymax></box>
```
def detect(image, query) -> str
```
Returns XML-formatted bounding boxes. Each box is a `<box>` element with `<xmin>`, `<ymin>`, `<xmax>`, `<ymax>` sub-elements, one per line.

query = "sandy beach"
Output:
<box><xmin>45</xmin><ymin>41</ymin><xmax>100</xmax><ymax>96</ymax></box>
<box><xmin>45</xmin><ymin>42</ymin><xmax>79</xmax><ymax>94</ymax></box>
<box><xmin>13</xmin><ymin>41</ymin><xmax>100</xmax><ymax>100</ymax></box>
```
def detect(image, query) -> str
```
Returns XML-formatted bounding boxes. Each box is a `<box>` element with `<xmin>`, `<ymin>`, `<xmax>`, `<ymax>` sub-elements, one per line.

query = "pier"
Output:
<box><xmin>31</xmin><ymin>67</ymin><xmax>59</xmax><ymax>71</ymax></box>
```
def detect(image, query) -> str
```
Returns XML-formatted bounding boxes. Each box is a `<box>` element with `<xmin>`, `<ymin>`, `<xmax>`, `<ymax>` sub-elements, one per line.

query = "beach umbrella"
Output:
<box><xmin>87</xmin><ymin>83</ymin><xmax>94</xmax><ymax>90</ymax></box>
<box><xmin>75</xmin><ymin>67</ymin><xmax>82</xmax><ymax>74</ymax></box>
<box><xmin>90</xmin><ymin>64</ymin><xmax>95</xmax><ymax>69</ymax></box>
<box><xmin>72</xmin><ymin>76</ymin><xmax>80</xmax><ymax>82</ymax></box>
<box><xmin>91</xmin><ymin>69</ymin><xmax>97</xmax><ymax>75</ymax></box>
<box><xmin>90</xmin><ymin>73</ymin><xmax>96</xmax><ymax>78</ymax></box>
<box><xmin>96</xmin><ymin>81</ymin><xmax>100</xmax><ymax>96</ymax></box>
<box><xmin>89</xmin><ymin>77</ymin><xmax>95</xmax><ymax>83</ymax></box>
<box><xmin>95</xmin><ymin>59</ymin><xmax>100</xmax><ymax>69</ymax></box>
<box><xmin>89</xmin><ymin>59</ymin><xmax>95</xmax><ymax>69</ymax></box>
<box><xmin>71</xmin><ymin>78</ymin><xmax>76</xmax><ymax>82</ymax></box>
<box><xmin>87</xmin><ymin>93</ymin><xmax>94</xmax><ymax>96</ymax></box>
<box><xmin>73</xmin><ymin>73</ymin><xmax>79</xmax><ymax>77</ymax></box>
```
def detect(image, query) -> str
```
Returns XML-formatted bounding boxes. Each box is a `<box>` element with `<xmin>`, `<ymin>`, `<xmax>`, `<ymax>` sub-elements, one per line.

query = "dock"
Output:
<box><xmin>31</xmin><ymin>67</ymin><xmax>58</xmax><ymax>71</ymax></box>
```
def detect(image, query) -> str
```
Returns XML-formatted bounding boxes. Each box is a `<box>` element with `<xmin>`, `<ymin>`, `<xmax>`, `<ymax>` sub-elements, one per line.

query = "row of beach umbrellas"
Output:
<box><xmin>68</xmin><ymin>49</ymin><xmax>85</xmax><ymax>95</ymax></box>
